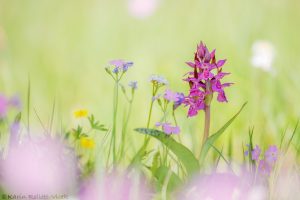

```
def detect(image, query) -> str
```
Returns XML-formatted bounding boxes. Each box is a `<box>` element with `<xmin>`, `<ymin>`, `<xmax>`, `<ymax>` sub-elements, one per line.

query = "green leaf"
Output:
<box><xmin>199</xmin><ymin>102</ymin><xmax>247</xmax><ymax>165</ymax></box>
<box><xmin>134</xmin><ymin>128</ymin><xmax>200</xmax><ymax>176</ymax></box>
<box><xmin>153</xmin><ymin>166</ymin><xmax>182</xmax><ymax>192</ymax></box>
<box><xmin>88</xmin><ymin>115</ymin><xmax>108</xmax><ymax>132</ymax></box>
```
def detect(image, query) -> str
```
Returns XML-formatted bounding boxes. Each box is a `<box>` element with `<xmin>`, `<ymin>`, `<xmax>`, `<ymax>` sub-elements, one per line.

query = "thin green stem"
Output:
<box><xmin>146</xmin><ymin>84</ymin><xmax>155</xmax><ymax>129</ymax></box>
<box><xmin>143</xmin><ymin>83</ymin><xmax>156</xmax><ymax>146</ymax></box>
<box><xmin>112</xmin><ymin>79</ymin><xmax>119</xmax><ymax>164</ymax></box>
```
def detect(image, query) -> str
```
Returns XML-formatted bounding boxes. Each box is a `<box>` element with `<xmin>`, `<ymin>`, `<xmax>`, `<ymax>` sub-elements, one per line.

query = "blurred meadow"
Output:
<box><xmin>1</xmin><ymin>0</ymin><xmax>300</xmax><ymax>166</ymax></box>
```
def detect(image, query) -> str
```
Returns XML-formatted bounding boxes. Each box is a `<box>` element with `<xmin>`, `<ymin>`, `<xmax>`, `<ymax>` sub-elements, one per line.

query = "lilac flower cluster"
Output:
<box><xmin>245</xmin><ymin>144</ymin><xmax>279</xmax><ymax>175</ymax></box>
<box><xmin>183</xmin><ymin>42</ymin><xmax>233</xmax><ymax>117</ymax></box>
<box><xmin>109</xmin><ymin>59</ymin><xmax>133</xmax><ymax>74</ymax></box>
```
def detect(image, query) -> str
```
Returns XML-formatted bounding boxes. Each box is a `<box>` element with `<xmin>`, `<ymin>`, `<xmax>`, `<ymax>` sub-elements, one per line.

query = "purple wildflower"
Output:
<box><xmin>156</xmin><ymin>122</ymin><xmax>180</xmax><ymax>135</ymax></box>
<box><xmin>161</xmin><ymin>89</ymin><xmax>185</xmax><ymax>110</ymax></box>
<box><xmin>183</xmin><ymin>42</ymin><xmax>233</xmax><ymax>117</ymax></box>
<box><xmin>251</xmin><ymin>145</ymin><xmax>261</xmax><ymax>161</ymax></box>
<box><xmin>164</xmin><ymin>89</ymin><xmax>176</xmax><ymax>102</ymax></box>
<box><xmin>109</xmin><ymin>59</ymin><xmax>133</xmax><ymax>74</ymax></box>
<box><xmin>173</xmin><ymin>92</ymin><xmax>184</xmax><ymax>110</ymax></box>
<box><xmin>265</xmin><ymin>145</ymin><xmax>278</xmax><ymax>165</ymax></box>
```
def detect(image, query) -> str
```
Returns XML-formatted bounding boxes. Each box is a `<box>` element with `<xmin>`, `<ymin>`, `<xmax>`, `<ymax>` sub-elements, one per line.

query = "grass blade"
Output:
<box><xmin>199</xmin><ymin>102</ymin><xmax>247</xmax><ymax>165</ymax></box>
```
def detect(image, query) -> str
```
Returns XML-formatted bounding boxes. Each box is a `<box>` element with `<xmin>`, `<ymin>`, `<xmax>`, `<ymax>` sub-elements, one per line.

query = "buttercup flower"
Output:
<box><xmin>80</xmin><ymin>137</ymin><xmax>95</xmax><ymax>149</ymax></box>
<box><xmin>183</xmin><ymin>42</ymin><xmax>233</xmax><ymax>117</ymax></box>
<box><xmin>74</xmin><ymin>109</ymin><xmax>88</xmax><ymax>118</ymax></box>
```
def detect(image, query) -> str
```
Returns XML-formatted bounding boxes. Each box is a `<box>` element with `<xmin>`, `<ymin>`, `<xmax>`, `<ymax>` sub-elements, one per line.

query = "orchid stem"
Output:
<box><xmin>202</xmin><ymin>105</ymin><xmax>211</xmax><ymax>146</ymax></box>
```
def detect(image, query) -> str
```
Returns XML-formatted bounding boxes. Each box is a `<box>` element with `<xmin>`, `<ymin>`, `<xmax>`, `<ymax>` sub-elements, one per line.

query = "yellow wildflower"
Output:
<box><xmin>74</xmin><ymin>109</ymin><xmax>88</xmax><ymax>118</ymax></box>
<box><xmin>80</xmin><ymin>137</ymin><xmax>95</xmax><ymax>149</ymax></box>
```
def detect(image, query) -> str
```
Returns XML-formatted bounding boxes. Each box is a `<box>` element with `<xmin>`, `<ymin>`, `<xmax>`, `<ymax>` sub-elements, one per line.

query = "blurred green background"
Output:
<box><xmin>1</xmin><ymin>0</ymin><xmax>300</xmax><ymax>159</ymax></box>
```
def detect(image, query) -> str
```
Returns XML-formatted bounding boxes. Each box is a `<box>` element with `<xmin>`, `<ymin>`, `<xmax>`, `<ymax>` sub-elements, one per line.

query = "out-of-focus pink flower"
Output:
<box><xmin>128</xmin><ymin>0</ymin><xmax>160</xmax><ymax>19</ymax></box>
<box><xmin>176</xmin><ymin>172</ymin><xmax>266</xmax><ymax>200</ymax></box>
<box><xmin>79</xmin><ymin>171</ymin><xmax>153</xmax><ymax>200</ymax></box>
<box><xmin>0</xmin><ymin>136</ymin><xmax>78</xmax><ymax>195</ymax></box>
<box><xmin>0</xmin><ymin>94</ymin><xmax>8</xmax><ymax>118</ymax></box>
